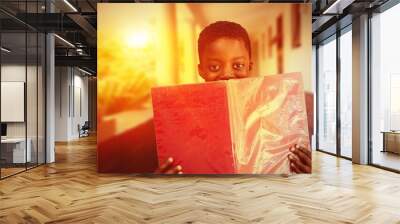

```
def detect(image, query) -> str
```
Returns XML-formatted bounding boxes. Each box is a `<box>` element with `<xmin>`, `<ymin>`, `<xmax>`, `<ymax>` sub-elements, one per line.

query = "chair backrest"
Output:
<box><xmin>82</xmin><ymin>121</ymin><xmax>90</xmax><ymax>129</ymax></box>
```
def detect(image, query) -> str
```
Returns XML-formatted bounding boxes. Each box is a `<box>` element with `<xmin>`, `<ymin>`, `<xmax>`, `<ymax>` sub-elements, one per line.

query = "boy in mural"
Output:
<box><xmin>157</xmin><ymin>21</ymin><xmax>312</xmax><ymax>174</ymax></box>
<box><xmin>100</xmin><ymin>21</ymin><xmax>311</xmax><ymax>174</ymax></box>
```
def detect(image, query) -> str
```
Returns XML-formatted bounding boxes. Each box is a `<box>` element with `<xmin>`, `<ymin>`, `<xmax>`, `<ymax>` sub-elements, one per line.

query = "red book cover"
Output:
<box><xmin>151</xmin><ymin>73</ymin><xmax>310</xmax><ymax>174</ymax></box>
<box><xmin>151</xmin><ymin>82</ymin><xmax>236</xmax><ymax>174</ymax></box>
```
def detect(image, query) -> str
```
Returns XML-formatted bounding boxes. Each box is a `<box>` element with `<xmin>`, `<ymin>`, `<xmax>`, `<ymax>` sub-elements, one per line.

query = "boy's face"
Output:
<box><xmin>198</xmin><ymin>38</ymin><xmax>252</xmax><ymax>82</ymax></box>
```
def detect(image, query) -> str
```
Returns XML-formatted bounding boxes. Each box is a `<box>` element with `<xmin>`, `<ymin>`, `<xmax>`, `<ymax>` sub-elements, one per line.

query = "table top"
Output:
<box><xmin>1</xmin><ymin>138</ymin><xmax>29</xmax><ymax>143</ymax></box>
<box><xmin>381</xmin><ymin>131</ymin><xmax>400</xmax><ymax>134</ymax></box>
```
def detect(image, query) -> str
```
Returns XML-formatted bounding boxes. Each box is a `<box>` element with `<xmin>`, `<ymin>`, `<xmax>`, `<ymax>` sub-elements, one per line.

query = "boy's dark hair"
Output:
<box><xmin>198</xmin><ymin>21</ymin><xmax>251</xmax><ymax>60</ymax></box>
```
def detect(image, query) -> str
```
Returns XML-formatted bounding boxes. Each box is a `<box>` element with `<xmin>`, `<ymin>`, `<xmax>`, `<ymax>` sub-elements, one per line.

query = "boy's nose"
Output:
<box><xmin>219</xmin><ymin>67</ymin><xmax>235</xmax><ymax>80</ymax></box>
<box><xmin>219</xmin><ymin>73</ymin><xmax>235</xmax><ymax>80</ymax></box>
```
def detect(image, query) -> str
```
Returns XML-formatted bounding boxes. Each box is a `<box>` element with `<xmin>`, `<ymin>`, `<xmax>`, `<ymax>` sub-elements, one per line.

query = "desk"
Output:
<box><xmin>1</xmin><ymin>138</ymin><xmax>31</xmax><ymax>163</ymax></box>
<box><xmin>381</xmin><ymin>131</ymin><xmax>400</xmax><ymax>154</ymax></box>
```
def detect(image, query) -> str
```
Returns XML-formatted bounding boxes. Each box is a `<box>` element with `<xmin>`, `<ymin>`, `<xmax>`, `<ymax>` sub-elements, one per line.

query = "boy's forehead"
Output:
<box><xmin>201</xmin><ymin>37</ymin><xmax>249</xmax><ymax>59</ymax></box>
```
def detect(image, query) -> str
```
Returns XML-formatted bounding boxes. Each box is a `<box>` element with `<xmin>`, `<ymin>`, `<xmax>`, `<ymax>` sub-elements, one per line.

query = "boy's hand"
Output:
<box><xmin>288</xmin><ymin>144</ymin><xmax>312</xmax><ymax>174</ymax></box>
<box><xmin>155</xmin><ymin>157</ymin><xmax>183</xmax><ymax>174</ymax></box>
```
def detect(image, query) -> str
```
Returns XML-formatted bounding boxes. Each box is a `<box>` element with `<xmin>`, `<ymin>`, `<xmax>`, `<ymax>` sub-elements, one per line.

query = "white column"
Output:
<box><xmin>352</xmin><ymin>14</ymin><xmax>369</xmax><ymax>164</ymax></box>
<box><xmin>45</xmin><ymin>1</ymin><xmax>55</xmax><ymax>163</ymax></box>
<box><xmin>46</xmin><ymin>33</ymin><xmax>55</xmax><ymax>163</ymax></box>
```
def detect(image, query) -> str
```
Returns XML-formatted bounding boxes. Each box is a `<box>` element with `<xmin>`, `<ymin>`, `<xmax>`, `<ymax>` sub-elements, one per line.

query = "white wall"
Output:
<box><xmin>1</xmin><ymin>65</ymin><xmax>37</xmax><ymax>137</ymax></box>
<box><xmin>55</xmin><ymin>66</ymin><xmax>69</xmax><ymax>141</ymax></box>
<box><xmin>1</xmin><ymin>65</ymin><xmax>25</xmax><ymax>133</ymax></box>
<box><xmin>74</xmin><ymin>73</ymin><xmax>89</xmax><ymax>131</ymax></box>
<box><xmin>55</xmin><ymin>67</ymin><xmax>89</xmax><ymax>141</ymax></box>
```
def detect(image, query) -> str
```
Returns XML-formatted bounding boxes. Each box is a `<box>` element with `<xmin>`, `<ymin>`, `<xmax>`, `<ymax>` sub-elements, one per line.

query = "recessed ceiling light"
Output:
<box><xmin>322</xmin><ymin>0</ymin><xmax>354</xmax><ymax>15</ymax></box>
<box><xmin>63</xmin><ymin>0</ymin><xmax>78</xmax><ymax>12</ymax></box>
<box><xmin>54</xmin><ymin>34</ymin><xmax>75</xmax><ymax>48</ymax></box>
<box><xmin>1</xmin><ymin>47</ymin><xmax>11</xmax><ymax>53</ymax></box>
<box><xmin>78</xmin><ymin>67</ymin><xmax>93</xmax><ymax>76</ymax></box>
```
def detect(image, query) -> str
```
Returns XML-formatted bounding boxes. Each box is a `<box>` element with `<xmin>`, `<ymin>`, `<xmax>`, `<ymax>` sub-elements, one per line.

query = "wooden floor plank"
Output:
<box><xmin>0</xmin><ymin>135</ymin><xmax>400</xmax><ymax>223</ymax></box>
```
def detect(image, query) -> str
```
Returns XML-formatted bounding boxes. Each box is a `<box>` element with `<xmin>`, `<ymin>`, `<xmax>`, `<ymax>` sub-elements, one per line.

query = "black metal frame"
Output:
<box><xmin>25</xmin><ymin>2</ymin><xmax>28</xmax><ymax>171</ymax></box>
<box><xmin>336</xmin><ymin>23</ymin><xmax>341</xmax><ymax>158</ymax></box>
<box><xmin>315</xmin><ymin>44</ymin><xmax>319</xmax><ymax>151</ymax></box>
<box><xmin>367</xmin><ymin>10</ymin><xmax>373</xmax><ymax>166</ymax></box>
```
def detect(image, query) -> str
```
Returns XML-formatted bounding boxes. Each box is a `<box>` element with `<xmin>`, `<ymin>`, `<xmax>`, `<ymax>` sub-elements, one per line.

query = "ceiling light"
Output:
<box><xmin>322</xmin><ymin>0</ymin><xmax>354</xmax><ymax>15</ymax></box>
<box><xmin>1</xmin><ymin>47</ymin><xmax>11</xmax><ymax>53</ymax></box>
<box><xmin>54</xmin><ymin>34</ymin><xmax>75</xmax><ymax>48</ymax></box>
<box><xmin>78</xmin><ymin>67</ymin><xmax>93</xmax><ymax>76</ymax></box>
<box><xmin>63</xmin><ymin>0</ymin><xmax>78</xmax><ymax>12</ymax></box>
<box><xmin>323</xmin><ymin>0</ymin><xmax>341</xmax><ymax>14</ymax></box>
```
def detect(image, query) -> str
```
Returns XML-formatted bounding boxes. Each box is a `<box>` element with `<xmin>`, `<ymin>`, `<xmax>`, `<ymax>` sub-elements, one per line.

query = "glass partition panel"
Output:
<box><xmin>38</xmin><ymin>32</ymin><xmax>45</xmax><ymax>165</ymax></box>
<box><xmin>339</xmin><ymin>28</ymin><xmax>352</xmax><ymax>158</ymax></box>
<box><xmin>317</xmin><ymin>36</ymin><xmax>337</xmax><ymax>154</ymax></box>
<box><xmin>27</xmin><ymin>30</ymin><xmax>38</xmax><ymax>169</ymax></box>
<box><xmin>1</xmin><ymin>30</ymin><xmax>28</xmax><ymax>177</ymax></box>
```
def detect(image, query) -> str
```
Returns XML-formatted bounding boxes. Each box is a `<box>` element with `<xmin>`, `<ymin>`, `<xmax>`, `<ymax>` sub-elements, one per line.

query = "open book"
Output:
<box><xmin>151</xmin><ymin>73</ymin><xmax>310</xmax><ymax>174</ymax></box>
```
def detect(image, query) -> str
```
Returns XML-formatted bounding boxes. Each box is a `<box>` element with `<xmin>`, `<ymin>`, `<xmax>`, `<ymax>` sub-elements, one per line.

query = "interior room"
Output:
<box><xmin>0</xmin><ymin>0</ymin><xmax>400</xmax><ymax>223</ymax></box>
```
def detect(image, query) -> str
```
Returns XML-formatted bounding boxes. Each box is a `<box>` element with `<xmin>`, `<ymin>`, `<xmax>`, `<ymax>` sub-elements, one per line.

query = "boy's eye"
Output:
<box><xmin>208</xmin><ymin>64</ymin><xmax>220</xmax><ymax>72</ymax></box>
<box><xmin>233</xmin><ymin>63</ymin><xmax>245</xmax><ymax>70</ymax></box>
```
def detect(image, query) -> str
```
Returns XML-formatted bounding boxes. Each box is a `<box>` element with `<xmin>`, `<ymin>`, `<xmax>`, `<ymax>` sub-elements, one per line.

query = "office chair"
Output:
<box><xmin>79</xmin><ymin>121</ymin><xmax>90</xmax><ymax>138</ymax></box>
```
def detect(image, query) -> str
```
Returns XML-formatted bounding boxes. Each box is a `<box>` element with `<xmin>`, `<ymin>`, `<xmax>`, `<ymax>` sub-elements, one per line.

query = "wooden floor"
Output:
<box><xmin>1</xmin><ymin>136</ymin><xmax>400</xmax><ymax>223</ymax></box>
<box><xmin>1</xmin><ymin>167</ymin><xmax>26</xmax><ymax>178</ymax></box>
<box><xmin>1</xmin><ymin>163</ymin><xmax>43</xmax><ymax>178</ymax></box>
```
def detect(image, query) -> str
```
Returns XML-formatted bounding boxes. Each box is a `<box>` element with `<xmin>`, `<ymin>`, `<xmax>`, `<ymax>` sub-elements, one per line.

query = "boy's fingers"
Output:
<box><xmin>288</xmin><ymin>154</ymin><xmax>300</xmax><ymax>173</ymax></box>
<box><xmin>165</xmin><ymin>165</ymin><xmax>182</xmax><ymax>174</ymax></box>
<box><xmin>295</xmin><ymin>145</ymin><xmax>312</xmax><ymax>158</ymax></box>
<box><xmin>293</xmin><ymin>148</ymin><xmax>312</xmax><ymax>167</ymax></box>
<box><xmin>159</xmin><ymin>157</ymin><xmax>174</xmax><ymax>173</ymax></box>
<box><xmin>294</xmin><ymin>158</ymin><xmax>310</xmax><ymax>173</ymax></box>
<box><xmin>290</xmin><ymin>161</ymin><xmax>301</xmax><ymax>173</ymax></box>
<box><xmin>290</xmin><ymin>145</ymin><xmax>311</xmax><ymax>166</ymax></box>
<box><xmin>289</xmin><ymin>153</ymin><xmax>311</xmax><ymax>173</ymax></box>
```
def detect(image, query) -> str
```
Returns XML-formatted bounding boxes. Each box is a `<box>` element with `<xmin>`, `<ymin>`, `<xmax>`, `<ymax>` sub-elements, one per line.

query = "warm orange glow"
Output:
<box><xmin>125</xmin><ymin>30</ymin><xmax>151</xmax><ymax>49</ymax></box>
